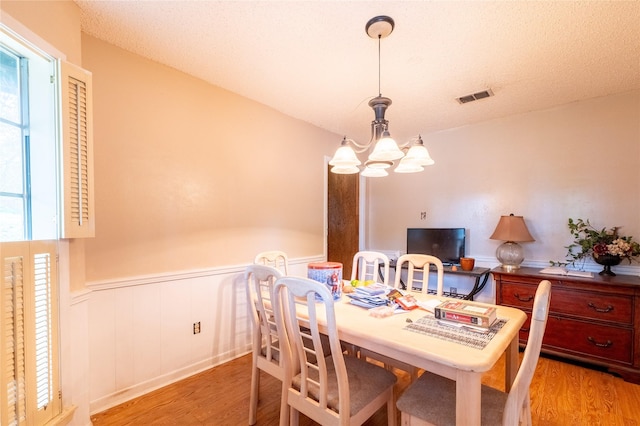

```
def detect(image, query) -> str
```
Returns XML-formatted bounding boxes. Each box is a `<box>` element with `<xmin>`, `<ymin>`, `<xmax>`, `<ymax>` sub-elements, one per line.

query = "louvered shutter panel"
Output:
<box><xmin>29</xmin><ymin>241</ymin><xmax>59</xmax><ymax>425</ymax></box>
<box><xmin>59</xmin><ymin>60</ymin><xmax>95</xmax><ymax>238</ymax></box>
<box><xmin>0</xmin><ymin>242</ymin><xmax>60</xmax><ymax>426</ymax></box>
<box><xmin>1</xmin><ymin>245</ymin><xmax>28</xmax><ymax>426</ymax></box>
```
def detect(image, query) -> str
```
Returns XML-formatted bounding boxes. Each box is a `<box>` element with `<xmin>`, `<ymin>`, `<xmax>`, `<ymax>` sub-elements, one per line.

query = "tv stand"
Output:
<box><xmin>385</xmin><ymin>260</ymin><xmax>491</xmax><ymax>300</ymax></box>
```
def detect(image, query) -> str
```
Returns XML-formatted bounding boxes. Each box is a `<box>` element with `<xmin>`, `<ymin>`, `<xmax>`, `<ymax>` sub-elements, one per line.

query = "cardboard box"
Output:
<box><xmin>434</xmin><ymin>300</ymin><xmax>497</xmax><ymax>328</ymax></box>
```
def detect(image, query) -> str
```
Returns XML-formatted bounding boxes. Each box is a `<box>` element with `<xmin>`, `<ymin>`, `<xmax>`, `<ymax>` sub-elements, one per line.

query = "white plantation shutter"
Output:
<box><xmin>0</xmin><ymin>241</ymin><xmax>60</xmax><ymax>426</ymax></box>
<box><xmin>2</xmin><ymin>250</ymin><xmax>27</xmax><ymax>426</ymax></box>
<box><xmin>59</xmin><ymin>60</ymin><xmax>95</xmax><ymax>238</ymax></box>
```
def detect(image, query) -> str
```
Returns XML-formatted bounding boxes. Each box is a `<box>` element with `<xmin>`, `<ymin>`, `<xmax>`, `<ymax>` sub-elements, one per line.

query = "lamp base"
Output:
<box><xmin>499</xmin><ymin>264</ymin><xmax>521</xmax><ymax>272</ymax></box>
<box><xmin>495</xmin><ymin>241</ymin><xmax>525</xmax><ymax>271</ymax></box>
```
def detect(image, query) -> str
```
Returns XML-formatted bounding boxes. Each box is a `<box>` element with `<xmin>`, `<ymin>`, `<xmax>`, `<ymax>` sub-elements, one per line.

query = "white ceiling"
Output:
<box><xmin>75</xmin><ymin>1</ymin><xmax>640</xmax><ymax>144</ymax></box>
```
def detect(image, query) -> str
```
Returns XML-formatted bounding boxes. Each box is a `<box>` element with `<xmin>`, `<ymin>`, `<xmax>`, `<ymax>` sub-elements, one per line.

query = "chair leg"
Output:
<box><xmin>387</xmin><ymin>392</ymin><xmax>397</xmax><ymax>426</ymax></box>
<box><xmin>248</xmin><ymin>356</ymin><xmax>259</xmax><ymax>425</ymax></box>
<box><xmin>279</xmin><ymin>384</ymin><xmax>289</xmax><ymax>426</ymax></box>
<box><xmin>522</xmin><ymin>392</ymin><xmax>532</xmax><ymax>426</ymax></box>
<box><xmin>288</xmin><ymin>407</ymin><xmax>299</xmax><ymax>426</ymax></box>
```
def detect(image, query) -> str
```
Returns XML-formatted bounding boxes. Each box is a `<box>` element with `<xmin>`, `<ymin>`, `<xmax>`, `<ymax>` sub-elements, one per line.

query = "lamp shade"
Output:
<box><xmin>394</xmin><ymin>158</ymin><xmax>424</xmax><ymax>173</ymax></box>
<box><xmin>368</xmin><ymin>131</ymin><xmax>404</xmax><ymax>161</ymax></box>
<box><xmin>361</xmin><ymin>166</ymin><xmax>388</xmax><ymax>177</ymax></box>
<box><xmin>329</xmin><ymin>141</ymin><xmax>361</xmax><ymax>167</ymax></box>
<box><xmin>331</xmin><ymin>165</ymin><xmax>360</xmax><ymax>174</ymax></box>
<box><xmin>403</xmin><ymin>136</ymin><xmax>435</xmax><ymax>166</ymax></box>
<box><xmin>489</xmin><ymin>214</ymin><xmax>535</xmax><ymax>242</ymax></box>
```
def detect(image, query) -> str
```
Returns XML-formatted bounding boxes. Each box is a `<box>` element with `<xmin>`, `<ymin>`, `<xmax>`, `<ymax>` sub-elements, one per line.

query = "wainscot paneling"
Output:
<box><xmin>85</xmin><ymin>256</ymin><xmax>323</xmax><ymax>415</ymax></box>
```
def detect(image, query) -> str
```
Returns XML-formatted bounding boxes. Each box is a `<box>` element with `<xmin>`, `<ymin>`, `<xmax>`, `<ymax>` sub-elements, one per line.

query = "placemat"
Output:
<box><xmin>404</xmin><ymin>316</ymin><xmax>507</xmax><ymax>350</ymax></box>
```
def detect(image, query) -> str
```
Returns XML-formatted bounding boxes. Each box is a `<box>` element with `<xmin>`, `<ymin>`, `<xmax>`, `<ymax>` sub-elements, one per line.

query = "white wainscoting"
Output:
<box><xmin>83</xmin><ymin>256</ymin><xmax>322</xmax><ymax>415</ymax></box>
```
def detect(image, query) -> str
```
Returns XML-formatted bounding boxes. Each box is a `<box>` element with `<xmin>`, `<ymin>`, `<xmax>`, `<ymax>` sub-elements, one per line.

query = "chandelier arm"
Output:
<box><xmin>396</xmin><ymin>138</ymin><xmax>418</xmax><ymax>151</ymax></box>
<box><xmin>343</xmin><ymin>138</ymin><xmax>373</xmax><ymax>153</ymax></box>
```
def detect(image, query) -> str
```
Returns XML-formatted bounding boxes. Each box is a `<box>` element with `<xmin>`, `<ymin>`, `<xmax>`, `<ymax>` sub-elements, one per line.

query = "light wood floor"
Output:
<box><xmin>91</xmin><ymin>352</ymin><xmax>640</xmax><ymax>425</ymax></box>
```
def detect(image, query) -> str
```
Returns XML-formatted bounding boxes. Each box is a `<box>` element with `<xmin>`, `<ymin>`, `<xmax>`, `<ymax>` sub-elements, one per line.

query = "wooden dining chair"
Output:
<box><xmin>272</xmin><ymin>276</ymin><xmax>397</xmax><ymax>426</ymax></box>
<box><xmin>396</xmin><ymin>279</ymin><xmax>552</xmax><ymax>426</ymax></box>
<box><xmin>359</xmin><ymin>254</ymin><xmax>445</xmax><ymax>379</ymax></box>
<box><xmin>350</xmin><ymin>251</ymin><xmax>390</xmax><ymax>285</ymax></box>
<box><xmin>245</xmin><ymin>264</ymin><xmax>285</xmax><ymax>425</ymax></box>
<box><xmin>254</xmin><ymin>250</ymin><xmax>289</xmax><ymax>275</ymax></box>
<box><xmin>394</xmin><ymin>253</ymin><xmax>444</xmax><ymax>296</ymax></box>
<box><xmin>352</xmin><ymin>251</ymin><xmax>392</xmax><ymax>358</ymax></box>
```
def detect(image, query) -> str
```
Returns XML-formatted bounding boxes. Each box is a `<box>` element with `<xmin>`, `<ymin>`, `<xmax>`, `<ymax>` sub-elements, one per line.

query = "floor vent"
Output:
<box><xmin>456</xmin><ymin>89</ymin><xmax>494</xmax><ymax>104</ymax></box>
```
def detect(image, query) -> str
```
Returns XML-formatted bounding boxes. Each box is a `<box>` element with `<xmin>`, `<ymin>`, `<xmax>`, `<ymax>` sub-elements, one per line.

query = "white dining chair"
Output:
<box><xmin>272</xmin><ymin>276</ymin><xmax>397</xmax><ymax>426</ymax></box>
<box><xmin>394</xmin><ymin>253</ymin><xmax>444</xmax><ymax>296</ymax></box>
<box><xmin>254</xmin><ymin>250</ymin><xmax>289</xmax><ymax>275</ymax></box>
<box><xmin>351</xmin><ymin>251</ymin><xmax>391</xmax><ymax>358</ymax></box>
<box><xmin>350</xmin><ymin>250</ymin><xmax>390</xmax><ymax>285</ymax></box>
<box><xmin>360</xmin><ymin>253</ymin><xmax>445</xmax><ymax>379</ymax></box>
<box><xmin>396</xmin><ymin>279</ymin><xmax>552</xmax><ymax>426</ymax></box>
<box><xmin>245</xmin><ymin>264</ymin><xmax>286</xmax><ymax>425</ymax></box>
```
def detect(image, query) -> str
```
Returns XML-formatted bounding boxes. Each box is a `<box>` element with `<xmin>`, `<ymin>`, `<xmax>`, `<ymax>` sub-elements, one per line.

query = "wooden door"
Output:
<box><xmin>327</xmin><ymin>166</ymin><xmax>359</xmax><ymax>279</ymax></box>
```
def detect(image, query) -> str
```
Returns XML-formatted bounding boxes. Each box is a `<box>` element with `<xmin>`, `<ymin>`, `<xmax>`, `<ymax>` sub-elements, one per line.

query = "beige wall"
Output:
<box><xmin>81</xmin><ymin>35</ymin><xmax>337</xmax><ymax>282</ymax></box>
<box><xmin>367</xmin><ymin>90</ymin><xmax>640</xmax><ymax>270</ymax></box>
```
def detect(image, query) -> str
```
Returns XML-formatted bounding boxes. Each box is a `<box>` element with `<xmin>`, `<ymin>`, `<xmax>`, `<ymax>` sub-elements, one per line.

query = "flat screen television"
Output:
<box><xmin>406</xmin><ymin>228</ymin><xmax>466</xmax><ymax>265</ymax></box>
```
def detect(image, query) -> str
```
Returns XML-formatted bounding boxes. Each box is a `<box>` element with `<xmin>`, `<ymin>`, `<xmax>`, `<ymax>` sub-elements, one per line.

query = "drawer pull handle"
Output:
<box><xmin>587</xmin><ymin>336</ymin><xmax>613</xmax><ymax>348</ymax></box>
<box><xmin>587</xmin><ymin>302</ymin><xmax>613</xmax><ymax>313</ymax></box>
<box><xmin>514</xmin><ymin>293</ymin><xmax>534</xmax><ymax>302</ymax></box>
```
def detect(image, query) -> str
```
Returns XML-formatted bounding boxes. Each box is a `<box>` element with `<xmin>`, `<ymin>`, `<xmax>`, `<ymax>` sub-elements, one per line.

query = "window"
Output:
<box><xmin>0</xmin><ymin>46</ymin><xmax>29</xmax><ymax>241</ymax></box>
<box><xmin>1</xmin><ymin>24</ymin><xmax>94</xmax><ymax>242</ymax></box>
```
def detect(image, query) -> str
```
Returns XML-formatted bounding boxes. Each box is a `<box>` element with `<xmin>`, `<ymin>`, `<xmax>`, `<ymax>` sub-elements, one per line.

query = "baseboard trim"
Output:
<box><xmin>89</xmin><ymin>347</ymin><xmax>252</xmax><ymax>415</ymax></box>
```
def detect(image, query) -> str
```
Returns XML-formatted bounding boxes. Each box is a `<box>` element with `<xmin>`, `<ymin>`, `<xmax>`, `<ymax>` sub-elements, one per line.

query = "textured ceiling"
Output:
<box><xmin>75</xmin><ymin>1</ymin><xmax>640</xmax><ymax>145</ymax></box>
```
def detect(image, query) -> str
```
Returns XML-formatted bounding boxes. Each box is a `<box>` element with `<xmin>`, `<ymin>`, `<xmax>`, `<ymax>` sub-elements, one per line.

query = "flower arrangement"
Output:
<box><xmin>555</xmin><ymin>218</ymin><xmax>640</xmax><ymax>267</ymax></box>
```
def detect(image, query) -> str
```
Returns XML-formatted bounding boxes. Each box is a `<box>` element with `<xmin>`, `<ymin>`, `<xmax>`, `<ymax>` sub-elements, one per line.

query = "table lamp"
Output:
<box><xmin>490</xmin><ymin>214</ymin><xmax>535</xmax><ymax>271</ymax></box>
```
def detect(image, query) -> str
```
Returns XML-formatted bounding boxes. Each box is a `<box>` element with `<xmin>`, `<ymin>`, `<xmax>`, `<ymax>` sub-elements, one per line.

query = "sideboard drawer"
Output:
<box><xmin>543</xmin><ymin>316</ymin><xmax>633</xmax><ymax>364</ymax></box>
<box><xmin>499</xmin><ymin>281</ymin><xmax>537</xmax><ymax>308</ymax></box>
<box><xmin>499</xmin><ymin>281</ymin><xmax>632</xmax><ymax>324</ymax></box>
<box><xmin>551</xmin><ymin>287</ymin><xmax>633</xmax><ymax>324</ymax></box>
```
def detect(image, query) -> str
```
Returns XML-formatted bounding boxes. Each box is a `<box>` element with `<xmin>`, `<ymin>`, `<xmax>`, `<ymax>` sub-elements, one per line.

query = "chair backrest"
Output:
<box><xmin>254</xmin><ymin>250</ymin><xmax>289</xmax><ymax>275</ymax></box>
<box><xmin>272</xmin><ymin>276</ymin><xmax>350</xmax><ymax>421</ymax></box>
<box><xmin>350</xmin><ymin>251</ymin><xmax>390</xmax><ymax>285</ymax></box>
<box><xmin>502</xmin><ymin>279</ymin><xmax>552</xmax><ymax>425</ymax></box>
<box><xmin>245</xmin><ymin>264</ymin><xmax>285</xmax><ymax>374</ymax></box>
<box><xmin>394</xmin><ymin>254</ymin><xmax>444</xmax><ymax>296</ymax></box>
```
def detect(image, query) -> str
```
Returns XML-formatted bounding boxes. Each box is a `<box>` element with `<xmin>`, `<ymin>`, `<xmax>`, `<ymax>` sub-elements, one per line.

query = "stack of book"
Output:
<box><xmin>434</xmin><ymin>300</ymin><xmax>497</xmax><ymax>329</ymax></box>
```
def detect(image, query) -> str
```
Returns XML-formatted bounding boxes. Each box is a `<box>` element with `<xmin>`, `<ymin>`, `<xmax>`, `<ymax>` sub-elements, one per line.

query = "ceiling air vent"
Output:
<box><xmin>456</xmin><ymin>89</ymin><xmax>494</xmax><ymax>104</ymax></box>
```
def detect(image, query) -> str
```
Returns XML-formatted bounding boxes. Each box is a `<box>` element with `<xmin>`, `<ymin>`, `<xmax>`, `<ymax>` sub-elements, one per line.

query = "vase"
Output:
<box><xmin>593</xmin><ymin>254</ymin><xmax>622</xmax><ymax>276</ymax></box>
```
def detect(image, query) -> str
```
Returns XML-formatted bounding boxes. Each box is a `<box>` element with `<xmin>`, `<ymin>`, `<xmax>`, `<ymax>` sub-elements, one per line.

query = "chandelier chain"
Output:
<box><xmin>377</xmin><ymin>34</ymin><xmax>382</xmax><ymax>97</ymax></box>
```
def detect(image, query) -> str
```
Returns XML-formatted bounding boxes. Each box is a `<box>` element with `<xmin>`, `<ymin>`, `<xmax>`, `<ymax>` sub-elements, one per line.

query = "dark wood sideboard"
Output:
<box><xmin>492</xmin><ymin>266</ymin><xmax>640</xmax><ymax>384</ymax></box>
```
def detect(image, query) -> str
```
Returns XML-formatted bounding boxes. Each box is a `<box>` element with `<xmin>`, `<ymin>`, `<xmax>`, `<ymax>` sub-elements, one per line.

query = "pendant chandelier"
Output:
<box><xmin>329</xmin><ymin>16</ymin><xmax>434</xmax><ymax>177</ymax></box>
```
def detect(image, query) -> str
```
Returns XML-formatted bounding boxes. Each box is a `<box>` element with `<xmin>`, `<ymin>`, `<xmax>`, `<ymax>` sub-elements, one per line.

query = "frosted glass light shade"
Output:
<box><xmin>329</xmin><ymin>145</ymin><xmax>361</xmax><ymax>167</ymax></box>
<box><xmin>361</xmin><ymin>167</ymin><xmax>388</xmax><ymax>177</ymax></box>
<box><xmin>394</xmin><ymin>158</ymin><xmax>424</xmax><ymax>173</ymax></box>
<box><xmin>365</xmin><ymin>160</ymin><xmax>393</xmax><ymax>169</ymax></box>
<box><xmin>368</xmin><ymin>131</ymin><xmax>404</xmax><ymax>161</ymax></box>
<box><xmin>331</xmin><ymin>165</ymin><xmax>360</xmax><ymax>174</ymax></box>
<box><xmin>404</xmin><ymin>144</ymin><xmax>434</xmax><ymax>166</ymax></box>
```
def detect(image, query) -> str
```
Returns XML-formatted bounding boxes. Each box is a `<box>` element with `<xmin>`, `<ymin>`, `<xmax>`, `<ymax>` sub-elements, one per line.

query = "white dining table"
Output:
<box><xmin>303</xmin><ymin>290</ymin><xmax>527</xmax><ymax>426</ymax></box>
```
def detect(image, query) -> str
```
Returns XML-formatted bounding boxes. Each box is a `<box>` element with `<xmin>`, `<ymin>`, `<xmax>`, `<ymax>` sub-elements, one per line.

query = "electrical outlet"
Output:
<box><xmin>450</xmin><ymin>287</ymin><xmax>457</xmax><ymax>295</ymax></box>
<box><xmin>193</xmin><ymin>322</ymin><xmax>201</xmax><ymax>334</ymax></box>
